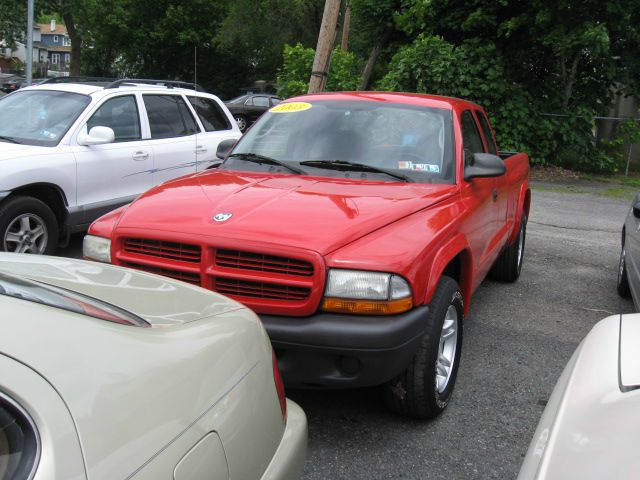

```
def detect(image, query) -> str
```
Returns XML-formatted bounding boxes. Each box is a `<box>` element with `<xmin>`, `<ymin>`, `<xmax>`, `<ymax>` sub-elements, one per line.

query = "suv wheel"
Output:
<box><xmin>0</xmin><ymin>196</ymin><xmax>59</xmax><ymax>254</ymax></box>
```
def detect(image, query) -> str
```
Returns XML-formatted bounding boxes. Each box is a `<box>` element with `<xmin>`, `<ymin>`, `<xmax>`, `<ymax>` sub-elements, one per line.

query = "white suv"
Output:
<box><xmin>0</xmin><ymin>79</ymin><xmax>241</xmax><ymax>254</ymax></box>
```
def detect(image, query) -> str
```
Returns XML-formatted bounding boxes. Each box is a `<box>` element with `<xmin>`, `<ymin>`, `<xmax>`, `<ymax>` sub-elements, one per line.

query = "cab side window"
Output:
<box><xmin>460</xmin><ymin>110</ymin><xmax>485</xmax><ymax>166</ymax></box>
<box><xmin>476</xmin><ymin>111</ymin><xmax>498</xmax><ymax>155</ymax></box>
<box><xmin>87</xmin><ymin>95</ymin><xmax>141</xmax><ymax>142</ymax></box>
<box><xmin>143</xmin><ymin>94</ymin><xmax>199</xmax><ymax>139</ymax></box>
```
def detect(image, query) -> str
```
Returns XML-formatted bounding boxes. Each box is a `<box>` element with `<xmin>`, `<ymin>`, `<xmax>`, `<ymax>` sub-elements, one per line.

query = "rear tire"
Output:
<box><xmin>234</xmin><ymin>114</ymin><xmax>248</xmax><ymax>132</ymax></box>
<box><xmin>383</xmin><ymin>276</ymin><xmax>463</xmax><ymax>419</ymax></box>
<box><xmin>618</xmin><ymin>239</ymin><xmax>632</xmax><ymax>298</ymax></box>
<box><xmin>0</xmin><ymin>196</ymin><xmax>59</xmax><ymax>254</ymax></box>
<box><xmin>491</xmin><ymin>213</ymin><xmax>527</xmax><ymax>282</ymax></box>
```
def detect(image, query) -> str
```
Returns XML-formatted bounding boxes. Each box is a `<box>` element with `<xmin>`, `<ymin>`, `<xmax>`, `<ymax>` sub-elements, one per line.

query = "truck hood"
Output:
<box><xmin>115</xmin><ymin>170</ymin><xmax>457</xmax><ymax>254</ymax></box>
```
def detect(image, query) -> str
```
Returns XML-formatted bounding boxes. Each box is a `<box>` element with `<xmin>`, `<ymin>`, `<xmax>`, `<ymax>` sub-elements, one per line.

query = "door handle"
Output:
<box><xmin>195</xmin><ymin>145</ymin><xmax>207</xmax><ymax>154</ymax></box>
<box><xmin>132</xmin><ymin>151</ymin><xmax>149</xmax><ymax>161</ymax></box>
<box><xmin>492</xmin><ymin>188</ymin><xmax>498</xmax><ymax>201</ymax></box>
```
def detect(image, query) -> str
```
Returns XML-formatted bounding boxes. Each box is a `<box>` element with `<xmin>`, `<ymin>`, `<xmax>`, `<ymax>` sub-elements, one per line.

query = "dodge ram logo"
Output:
<box><xmin>213</xmin><ymin>212</ymin><xmax>233</xmax><ymax>222</ymax></box>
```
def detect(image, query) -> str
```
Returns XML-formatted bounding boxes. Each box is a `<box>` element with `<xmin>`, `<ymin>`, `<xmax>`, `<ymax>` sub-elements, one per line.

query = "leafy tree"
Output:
<box><xmin>0</xmin><ymin>0</ymin><xmax>27</xmax><ymax>49</ymax></box>
<box><xmin>277</xmin><ymin>43</ymin><xmax>361</xmax><ymax>98</ymax></box>
<box><xmin>216</xmin><ymin>0</ymin><xmax>323</xmax><ymax>82</ymax></box>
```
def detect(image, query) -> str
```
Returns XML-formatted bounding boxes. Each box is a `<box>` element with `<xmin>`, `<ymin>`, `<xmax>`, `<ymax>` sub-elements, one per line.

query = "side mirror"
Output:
<box><xmin>464</xmin><ymin>153</ymin><xmax>506</xmax><ymax>181</ymax></box>
<box><xmin>633</xmin><ymin>199</ymin><xmax>640</xmax><ymax>218</ymax></box>
<box><xmin>216</xmin><ymin>138</ymin><xmax>237</xmax><ymax>160</ymax></box>
<box><xmin>216</xmin><ymin>138</ymin><xmax>238</xmax><ymax>160</ymax></box>
<box><xmin>78</xmin><ymin>126</ymin><xmax>115</xmax><ymax>146</ymax></box>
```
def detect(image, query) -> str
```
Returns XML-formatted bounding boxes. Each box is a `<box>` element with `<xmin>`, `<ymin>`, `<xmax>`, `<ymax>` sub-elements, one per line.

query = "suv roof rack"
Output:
<box><xmin>41</xmin><ymin>76</ymin><xmax>117</xmax><ymax>85</ymax></box>
<box><xmin>104</xmin><ymin>79</ymin><xmax>206</xmax><ymax>92</ymax></box>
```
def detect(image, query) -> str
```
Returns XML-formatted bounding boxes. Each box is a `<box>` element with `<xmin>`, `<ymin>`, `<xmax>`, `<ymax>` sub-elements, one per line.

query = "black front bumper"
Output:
<box><xmin>260</xmin><ymin>305</ymin><xmax>430</xmax><ymax>388</ymax></box>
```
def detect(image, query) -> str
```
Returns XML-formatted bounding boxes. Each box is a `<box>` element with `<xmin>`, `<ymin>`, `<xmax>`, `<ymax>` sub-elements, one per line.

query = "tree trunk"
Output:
<box><xmin>341</xmin><ymin>1</ymin><xmax>351</xmax><ymax>51</ymax></box>
<box><xmin>308</xmin><ymin>0</ymin><xmax>342</xmax><ymax>93</ymax></box>
<box><xmin>560</xmin><ymin>52</ymin><xmax>580</xmax><ymax>110</ymax></box>
<box><xmin>359</xmin><ymin>24</ymin><xmax>394</xmax><ymax>90</ymax></box>
<box><xmin>62</xmin><ymin>10</ymin><xmax>81</xmax><ymax>76</ymax></box>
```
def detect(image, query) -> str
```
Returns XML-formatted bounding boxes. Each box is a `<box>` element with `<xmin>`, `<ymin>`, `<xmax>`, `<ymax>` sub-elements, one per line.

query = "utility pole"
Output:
<box><xmin>26</xmin><ymin>0</ymin><xmax>34</xmax><ymax>85</ymax></box>
<box><xmin>341</xmin><ymin>1</ymin><xmax>351</xmax><ymax>52</ymax></box>
<box><xmin>308</xmin><ymin>0</ymin><xmax>341</xmax><ymax>94</ymax></box>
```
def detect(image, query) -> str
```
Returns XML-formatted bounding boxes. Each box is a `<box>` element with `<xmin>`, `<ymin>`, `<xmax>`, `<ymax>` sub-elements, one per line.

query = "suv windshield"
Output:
<box><xmin>226</xmin><ymin>100</ymin><xmax>455</xmax><ymax>184</ymax></box>
<box><xmin>0</xmin><ymin>90</ymin><xmax>91</xmax><ymax>146</ymax></box>
<box><xmin>0</xmin><ymin>272</ymin><xmax>149</xmax><ymax>327</ymax></box>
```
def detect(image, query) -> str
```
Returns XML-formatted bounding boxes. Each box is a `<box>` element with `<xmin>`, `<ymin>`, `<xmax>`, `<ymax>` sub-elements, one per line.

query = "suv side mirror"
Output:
<box><xmin>633</xmin><ymin>199</ymin><xmax>640</xmax><ymax>218</ymax></box>
<box><xmin>464</xmin><ymin>153</ymin><xmax>506</xmax><ymax>181</ymax></box>
<box><xmin>78</xmin><ymin>126</ymin><xmax>115</xmax><ymax>146</ymax></box>
<box><xmin>216</xmin><ymin>138</ymin><xmax>237</xmax><ymax>160</ymax></box>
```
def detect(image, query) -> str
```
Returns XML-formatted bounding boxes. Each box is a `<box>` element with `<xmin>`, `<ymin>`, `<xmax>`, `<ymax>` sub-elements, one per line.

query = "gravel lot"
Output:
<box><xmin>59</xmin><ymin>185</ymin><xmax>635</xmax><ymax>479</ymax></box>
<box><xmin>291</xmin><ymin>186</ymin><xmax>634</xmax><ymax>480</ymax></box>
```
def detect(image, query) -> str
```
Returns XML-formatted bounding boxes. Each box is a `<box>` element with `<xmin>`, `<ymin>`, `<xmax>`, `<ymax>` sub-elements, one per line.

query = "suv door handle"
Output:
<box><xmin>195</xmin><ymin>145</ymin><xmax>207</xmax><ymax>154</ymax></box>
<box><xmin>132</xmin><ymin>151</ymin><xmax>149</xmax><ymax>161</ymax></box>
<box><xmin>492</xmin><ymin>188</ymin><xmax>498</xmax><ymax>201</ymax></box>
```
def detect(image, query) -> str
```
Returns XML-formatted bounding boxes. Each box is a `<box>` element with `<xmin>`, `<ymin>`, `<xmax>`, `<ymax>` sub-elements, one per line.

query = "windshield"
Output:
<box><xmin>226</xmin><ymin>100</ymin><xmax>454</xmax><ymax>184</ymax></box>
<box><xmin>0</xmin><ymin>90</ymin><xmax>91</xmax><ymax>146</ymax></box>
<box><xmin>0</xmin><ymin>272</ymin><xmax>149</xmax><ymax>327</ymax></box>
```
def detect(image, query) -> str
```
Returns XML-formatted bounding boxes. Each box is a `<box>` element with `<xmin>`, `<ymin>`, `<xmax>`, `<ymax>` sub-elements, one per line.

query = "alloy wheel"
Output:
<box><xmin>436</xmin><ymin>305</ymin><xmax>459</xmax><ymax>393</ymax></box>
<box><xmin>3</xmin><ymin>214</ymin><xmax>48</xmax><ymax>254</ymax></box>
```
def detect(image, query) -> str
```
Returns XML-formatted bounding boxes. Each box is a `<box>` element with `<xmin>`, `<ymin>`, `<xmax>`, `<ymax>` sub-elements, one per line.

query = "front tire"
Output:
<box><xmin>618</xmin><ymin>239</ymin><xmax>632</xmax><ymax>298</ymax></box>
<box><xmin>0</xmin><ymin>196</ymin><xmax>59</xmax><ymax>254</ymax></box>
<box><xmin>491</xmin><ymin>212</ymin><xmax>527</xmax><ymax>282</ymax></box>
<box><xmin>383</xmin><ymin>276</ymin><xmax>464</xmax><ymax>419</ymax></box>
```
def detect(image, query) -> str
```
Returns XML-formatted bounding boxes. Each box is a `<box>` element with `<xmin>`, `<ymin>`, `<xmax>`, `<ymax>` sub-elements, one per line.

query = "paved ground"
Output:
<box><xmin>59</xmin><ymin>184</ymin><xmax>635</xmax><ymax>479</ymax></box>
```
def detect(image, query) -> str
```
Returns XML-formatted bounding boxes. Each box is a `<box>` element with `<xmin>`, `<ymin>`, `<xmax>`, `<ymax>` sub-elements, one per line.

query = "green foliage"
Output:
<box><xmin>216</xmin><ymin>0</ymin><xmax>322</xmax><ymax>81</ymax></box>
<box><xmin>276</xmin><ymin>44</ymin><xmax>362</xmax><ymax>99</ymax></box>
<box><xmin>0</xmin><ymin>0</ymin><xmax>27</xmax><ymax>48</ymax></box>
<box><xmin>276</xmin><ymin>44</ymin><xmax>314</xmax><ymax>98</ymax></box>
<box><xmin>22</xmin><ymin>0</ymin><xmax>639</xmax><ymax>174</ymax></box>
<box><xmin>599</xmin><ymin>119</ymin><xmax>640</xmax><ymax>172</ymax></box>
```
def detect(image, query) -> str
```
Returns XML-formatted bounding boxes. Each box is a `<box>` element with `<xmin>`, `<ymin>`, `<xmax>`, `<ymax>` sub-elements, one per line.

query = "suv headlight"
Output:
<box><xmin>322</xmin><ymin>269</ymin><xmax>413</xmax><ymax>315</ymax></box>
<box><xmin>83</xmin><ymin>235</ymin><xmax>111</xmax><ymax>263</ymax></box>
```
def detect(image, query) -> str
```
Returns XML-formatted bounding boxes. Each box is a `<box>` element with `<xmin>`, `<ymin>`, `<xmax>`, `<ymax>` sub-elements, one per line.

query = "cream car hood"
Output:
<box><xmin>0</xmin><ymin>253</ymin><xmax>245</xmax><ymax>326</ymax></box>
<box><xmin>519</xmin><ymin>314</ymin><xmax>640</xmax><ymax>479</ymax></box>
<box><xmin>0</xmin><ymin>254</ymin><xmax>280</xmax><ymax>480</ymax></box>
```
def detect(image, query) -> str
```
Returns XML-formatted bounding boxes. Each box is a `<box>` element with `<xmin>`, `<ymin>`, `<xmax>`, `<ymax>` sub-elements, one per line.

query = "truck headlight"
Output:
<box><xmin>83</xmin><ymin>235</ymin><xmax>111</xmax><ymax>263</ymax></box>
<box><xmin>322</xmin><ymin>269</ymin><xmax>413</xmax><ymax>315</ymax></box>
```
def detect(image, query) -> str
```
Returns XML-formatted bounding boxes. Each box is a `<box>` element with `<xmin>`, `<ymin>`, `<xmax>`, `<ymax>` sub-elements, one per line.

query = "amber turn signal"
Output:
<box><xmin>321</xmin><ymin>297</ymin><xmax>413</xmax><ymax>315</ymax></box>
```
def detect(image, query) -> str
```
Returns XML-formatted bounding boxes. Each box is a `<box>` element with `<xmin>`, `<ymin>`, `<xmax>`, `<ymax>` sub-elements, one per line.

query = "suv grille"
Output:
<box><xmin>123</xmin><ymin>238</ymin><xmax>201</xmax><ymax>263</ymax></box>
<box><xmin>214</xmin><ymin>277</ymin><xmax>310</xmax><ymax>301</ymax></box>
<box><xmin>216</xmin><ymin>249</ymin><xmax>313</xmax><ymax>276</ymax></box>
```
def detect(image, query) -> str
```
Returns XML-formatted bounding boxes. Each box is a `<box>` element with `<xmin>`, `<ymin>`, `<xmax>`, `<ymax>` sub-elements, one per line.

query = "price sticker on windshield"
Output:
<box><xmin>270</xmin><ymin>102</ymin><xmax>312</xmax><ymax>113</ymax></box>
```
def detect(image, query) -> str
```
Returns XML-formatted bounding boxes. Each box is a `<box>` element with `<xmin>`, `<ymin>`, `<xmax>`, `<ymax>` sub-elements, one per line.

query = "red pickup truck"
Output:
<box><xmin>84</xmin><ymin>92</ymin><xmax>530</xmax><ymax>419</ymax></box>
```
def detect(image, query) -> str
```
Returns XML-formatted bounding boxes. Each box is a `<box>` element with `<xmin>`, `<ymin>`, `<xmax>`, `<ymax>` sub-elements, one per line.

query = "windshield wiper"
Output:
<box><xmin>228</xmin><ymin>152</ymin><xmax>307</xmax><ymax>175</ymax></box>
<box><xmin>0</xmin><ymin>135</ymin><xmax>20</xmax><ymax>144</ymax></box>
<box><xmin>300</xmin><ymin>160</ymin><xmax>414</xmax><ymax>183</ymax></box>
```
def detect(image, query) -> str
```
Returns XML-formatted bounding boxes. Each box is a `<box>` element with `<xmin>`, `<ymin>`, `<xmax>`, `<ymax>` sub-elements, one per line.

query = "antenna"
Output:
<box><xmin>194</xmin><ymin>45</ymin><xmax>199</xmax><ymax>170</ymax></box>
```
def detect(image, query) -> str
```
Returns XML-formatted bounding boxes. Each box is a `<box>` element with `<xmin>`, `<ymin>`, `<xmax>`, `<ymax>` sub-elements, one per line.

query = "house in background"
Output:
<box><xmin>38</xmin><ymin>19</ymin><xmax>71</xmax><ymax>75</ymax></box>
<box><xmin>0</xmin><ymin>25</ymin><xmax>49</xmax><ymax>76</ymax></box>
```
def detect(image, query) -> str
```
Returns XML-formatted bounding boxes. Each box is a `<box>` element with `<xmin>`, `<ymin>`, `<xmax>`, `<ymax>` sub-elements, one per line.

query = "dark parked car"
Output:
<box><xmin>1</xmin><ymin>77</ymin><xmax>48</xmax><ymax>93</ymax></box>
<box><xmin>225</xmin><ymin>93</ymin><xmax>281</xmax><ymax>132</ymax></box>
<box><xmin>1</xmin><ymin>76</ymin><xmax>24</xmax><ymax>93</ymax></box>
